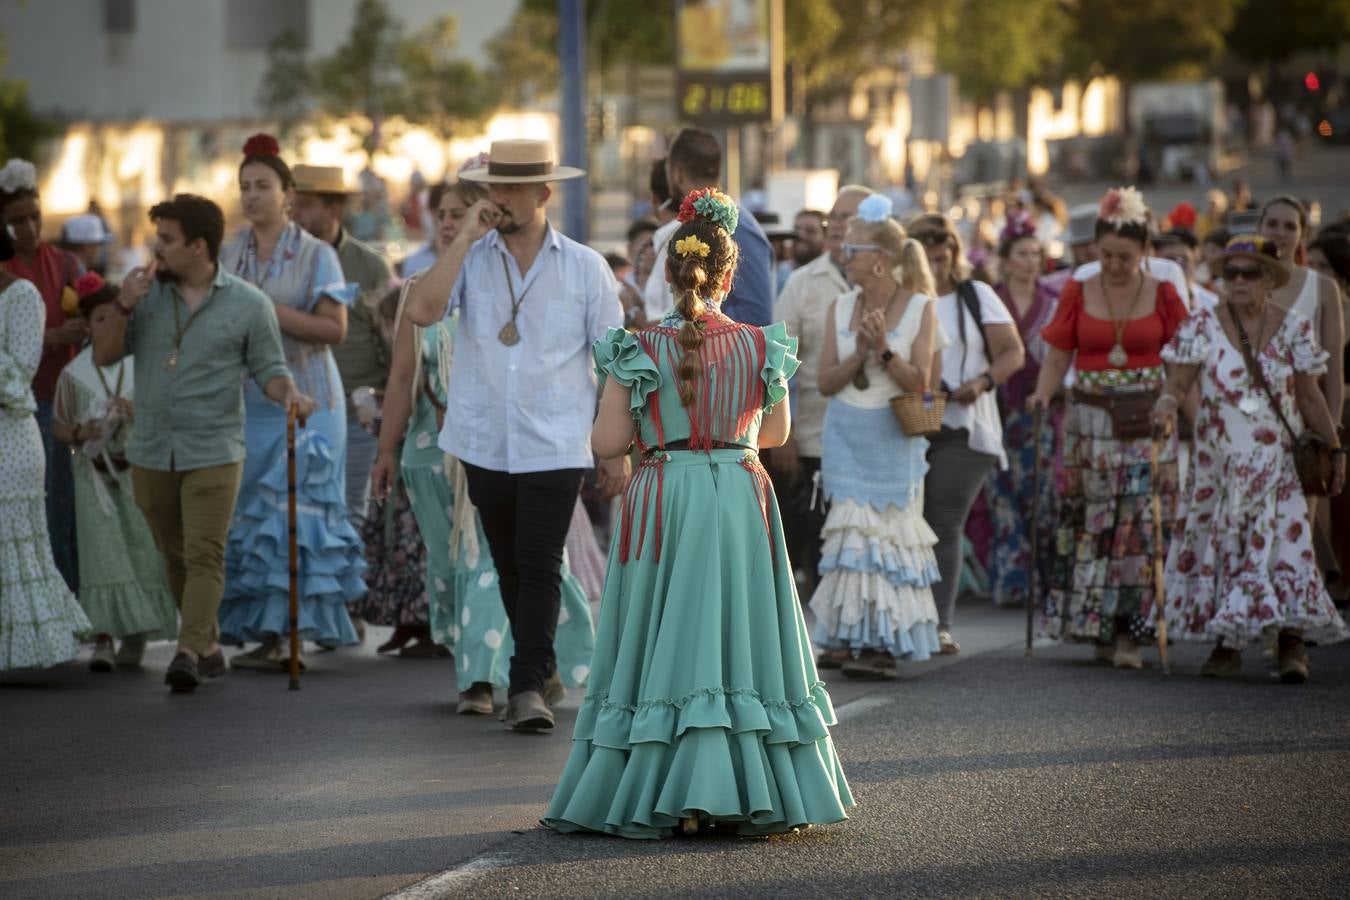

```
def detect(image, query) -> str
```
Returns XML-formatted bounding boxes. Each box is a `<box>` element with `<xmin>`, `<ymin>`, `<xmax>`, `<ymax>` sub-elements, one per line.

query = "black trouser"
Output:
<box><xmin>767</xmin><ymin>454</ymin><xmax>826</xmax><ymax>598</ymax></box>
<box><xmin>462</xmin><ymin>463</ymin><xmax>583</xmax><ymax>697</ymax></box>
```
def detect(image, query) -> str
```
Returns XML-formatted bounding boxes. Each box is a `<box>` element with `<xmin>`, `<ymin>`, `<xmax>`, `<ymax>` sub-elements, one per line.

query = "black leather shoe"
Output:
<box><xmin>198</xmin><ymin>649</ymin><xmax>227</xmax><ymax>680</ymax></box>
<box><xmin>165</xmin><ymin>652</ymin><xmax>200</xmax><ymax>693</ymax></box>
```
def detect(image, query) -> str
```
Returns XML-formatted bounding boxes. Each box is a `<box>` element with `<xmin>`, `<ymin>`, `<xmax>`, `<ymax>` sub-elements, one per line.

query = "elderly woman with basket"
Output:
<box><xmin>809</xmin><ymin>195</ymin><xmax>945</xmax><ymax>680</ymax></box>
<box><xmin>1152</xmin><ymin>235</ymin><xmax>1347</xmax><ymax>683</ymax></box>
<box><xmin>1026</xmin><ymin>188</ymin><xmax>1188</xmax><ymax>669</ymax></box>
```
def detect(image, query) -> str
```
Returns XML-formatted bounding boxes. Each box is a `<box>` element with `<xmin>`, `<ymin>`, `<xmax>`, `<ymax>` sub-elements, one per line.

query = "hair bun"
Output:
<box><xmin>676</xmin><ymin>188</ymin><xmax>739</xmax><ymax>235</ymax></box>
<box><xmin>243</xmin><ymin>133</ymin><xmax>281</xmax><ymax>158</ymax></box>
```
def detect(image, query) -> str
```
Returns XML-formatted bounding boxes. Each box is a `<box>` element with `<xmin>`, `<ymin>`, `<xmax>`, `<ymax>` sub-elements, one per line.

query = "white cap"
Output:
<box><xmin>61</xmin><ymin>214</ymin><xmax>112</xmax><ymax>245</ymax></box>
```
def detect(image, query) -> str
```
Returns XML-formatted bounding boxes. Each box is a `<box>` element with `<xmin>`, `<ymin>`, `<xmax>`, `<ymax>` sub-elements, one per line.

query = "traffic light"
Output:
<box><xmin>1305</xmin><ymin>72</ymin><xmax>1321</xmax><ymax>92</ymax></box>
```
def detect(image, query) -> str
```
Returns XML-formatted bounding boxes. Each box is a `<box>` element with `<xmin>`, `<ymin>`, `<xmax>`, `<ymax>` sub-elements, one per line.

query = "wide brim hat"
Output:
<box><xmin>1220</xmin><ymin>234</ymin><xmax>1290</xmax><ymax>288</ymax></box>
<box><xmin>293</xmin><ymin>164</ymin><xmax>356</xmax><ymax>195</ymax></box>
<box><xmin>1063</xmin><ymin>203</ymin><xmax>1098</xmax><ymax>246</ymax></box>
<box><xmin>458</xmin><ymin>139</ymin><xmax>585</xmax><ymax>184</ymax></box>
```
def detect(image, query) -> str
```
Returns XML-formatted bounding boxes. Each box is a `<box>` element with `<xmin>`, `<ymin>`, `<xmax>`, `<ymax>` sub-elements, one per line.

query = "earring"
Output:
<box><xmin>872</xmin><ymin>262</ymin><xmax>887</xmax><ymax>278</ymax></box>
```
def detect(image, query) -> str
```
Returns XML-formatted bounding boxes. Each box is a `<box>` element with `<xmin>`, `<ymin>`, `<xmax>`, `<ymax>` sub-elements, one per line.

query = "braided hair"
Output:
<box><xmin>665</xmin><ymin>190</ymin><xmax>740</xmax><ymax>407</ymax></box>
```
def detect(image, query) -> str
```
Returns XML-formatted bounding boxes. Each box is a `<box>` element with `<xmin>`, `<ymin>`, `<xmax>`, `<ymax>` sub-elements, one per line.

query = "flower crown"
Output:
<box><xmin>674</xmin><ymin>235</ymin><xmax>710</xmax><ymax>259</ymax></box>
<box><xmin>75</xmin><ymin>272</ymin><xmax>107</xmax><ymax>300</ymax></box>
<box><xmin>1164</xmin><ymin>201</ymin><xmax>1196</xmax><ymax>231</ymax></box>
<box><xmin>856</xmin><ymin>194</ymin><xmax>893</xmax><ymax>224</ymax></box>
<box><xmin>677</xmin><ymin>188</ymin><xmax>738</xmax><ymax>235</ymax></box>
<box><xmin>1000</xmin><ymin>209</ymin><xmax>1038</xmax><ymax>245</ymax></box>
<box><xmin>243</xmin><ymin>133</ymin><xmax>281</xmax><ymax>158</ymax></box>
<box><xmin>1098</xmin><ymin>186</ymin><xmax>1149</xmax><ymax>228</ymax></box>
<box><xmin>0</xmin><ymin>158</ymin><xmax>38</xmax><ymax>195</ymax></box>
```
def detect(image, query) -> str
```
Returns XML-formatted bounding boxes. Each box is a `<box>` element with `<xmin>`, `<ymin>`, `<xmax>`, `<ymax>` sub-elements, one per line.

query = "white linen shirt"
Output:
<box><xmin>438</xmin><ymin>225</ymin><xmax>623</xmax><ymax>473</ymax></box>
<box><xmin>774</xmin><ymin>251</ymin><xmax>849</xmax><ymax>457</ymax></box>
<box><xmin>640</xmin><ymin>218</ymin><xmax>681</xmax><ymax>322</ymax></box>
<box><xmin>935</xmin><ymin>281</ymin><xmax>1012</xmax><ymax>469</ymax></box>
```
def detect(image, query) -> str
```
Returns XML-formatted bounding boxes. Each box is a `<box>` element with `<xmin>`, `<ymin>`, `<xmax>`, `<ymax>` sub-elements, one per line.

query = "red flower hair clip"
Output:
<box><xmin>1165</xmin><ymin>201</ymin><xmax>1197</xmax><ymax>231</ymax></box>
<box><xmin>75</xmin><ymin>271</ymin><xmax>107</xmax><ymax>299</ymax></box>
<box><xmin>243</xmin><ymin>133</ymin><xmax>281</xmax><ymax>158</ymax></box>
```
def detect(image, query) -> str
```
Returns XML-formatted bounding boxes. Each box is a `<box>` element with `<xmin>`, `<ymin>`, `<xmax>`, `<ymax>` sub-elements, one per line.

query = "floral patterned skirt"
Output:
<box><xmin>985</xmin><ymin>402</ymin><xmax>1063</xmax><ymax>607</ymax></box>
<box><xmin>1040</xmin><ymin>387</ymin><xmax>1178</xmax><ymax>646</ymax></box>
<box><xmin>351</xmin><ymin>475</ymin><xmax>428</xmax><ymax>627</ymax></box>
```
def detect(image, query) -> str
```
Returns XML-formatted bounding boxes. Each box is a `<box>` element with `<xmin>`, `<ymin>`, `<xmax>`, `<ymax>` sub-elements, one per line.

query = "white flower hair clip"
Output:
<box><xmin>0</xmin><ymin>159</ymin><xmax>38</xmax><ymax>195</ymax></box>
<box><xmin>1098</xmin><ymin>186</ymin><xmax>1148</xmax><ymax>227</ymax></box>
<box><xmin>856</xmin><ymin>194</ymin><xmax>893</xmax><ymax>224</ymax></box>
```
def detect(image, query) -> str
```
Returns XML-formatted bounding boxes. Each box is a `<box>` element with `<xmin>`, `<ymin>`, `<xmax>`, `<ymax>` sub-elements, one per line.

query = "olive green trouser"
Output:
<box><xmin>131</xmin><ymin>462</ymin><xmax>242</xmax><ymax>657</ymax></box>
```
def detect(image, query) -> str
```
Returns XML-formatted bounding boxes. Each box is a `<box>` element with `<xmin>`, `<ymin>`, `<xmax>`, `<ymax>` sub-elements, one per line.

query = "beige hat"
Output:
<box><xmin>458</xmin><ymin>139</ymin><xmax>585</xmax><ymax>184</ymax></box>
<box><xmin>293</xmin><ymin>165</ymin><xmax>355</xmax><ymax>195</ymax></box>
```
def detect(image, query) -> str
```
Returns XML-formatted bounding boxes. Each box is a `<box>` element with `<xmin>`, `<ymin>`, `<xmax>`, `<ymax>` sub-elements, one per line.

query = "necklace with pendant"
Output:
<box><xmin>167</xmin><ymin>290</ymin><xmax>210</xmax><ymax>373</ymax></box>
<box><xmin>498</xmin><ymin>254</ymin><xmax>530</xmax><ymax>346</ymax></box>
<box><xmin>1233</xmin><ymin>305</ymin><xmax>1272</xmax><ymax>416</ymax></box>
<box><xmin>1102</xmin><ymin>273</ymin><xmax>1144</xmax><ymax>368</ymax></box>
<box><xmin>852</xmin><ymin>284</ymin><xmax>901</xmax><ymax>390</ymax></box>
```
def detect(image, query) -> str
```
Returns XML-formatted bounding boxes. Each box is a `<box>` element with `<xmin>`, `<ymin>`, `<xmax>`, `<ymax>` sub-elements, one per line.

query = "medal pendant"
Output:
<box><xmin>1238</xmin><ymin>396</ymin><xmax>1261</xmax><ymax>416</ymax></box>
<box><xmin>164</xmin><ymin>350</ymin><xmax>179</xmax><ymax>373</ymax></box>
<box><xmin>1107</xmin><ymin>343</ymin><xmax>1128</xmax><ymax>368</ymax></box>
<box><xmin>498</xmin><ymin>321</ymin><xmax>520</xmax><ymax>346</ymax></box>
<box><xmin>852</xmin><ymin>369</ymin><xmax>870</xmax><ymax>391</ymax></box>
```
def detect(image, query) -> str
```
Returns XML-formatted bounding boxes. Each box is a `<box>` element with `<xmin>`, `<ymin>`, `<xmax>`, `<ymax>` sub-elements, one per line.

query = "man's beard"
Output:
<box><xmin>496</xmin><ymin>218</ymin><xmax>522</xmax><ymax>235</ymax></box>
<box><xmin>792</xmin><ymin>242</ymin><xmax>820</xmax><ymax>266</ymax></box>
<box><xmin>154</xmin><ymin>262</ymin><xmax>179</xmax><ymax>284</ymax></box>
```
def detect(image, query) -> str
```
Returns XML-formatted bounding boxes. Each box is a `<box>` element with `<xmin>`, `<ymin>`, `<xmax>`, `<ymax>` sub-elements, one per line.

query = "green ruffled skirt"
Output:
<box><xmin>542</xmin><ymin>448</ymin><xmax>854</xmax><ymax>839</ymax></box>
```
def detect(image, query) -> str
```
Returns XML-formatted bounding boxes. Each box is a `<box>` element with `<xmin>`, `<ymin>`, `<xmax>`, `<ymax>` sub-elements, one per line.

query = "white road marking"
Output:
<box><xmin>835</xmin><ymin>692</ymin><xmax>895</xmax><ymax>721</ymax></box>
<box><xmin>385</xmin><ymin>852</ymin><xmax>513</xmax><ymax>899</ymax></box>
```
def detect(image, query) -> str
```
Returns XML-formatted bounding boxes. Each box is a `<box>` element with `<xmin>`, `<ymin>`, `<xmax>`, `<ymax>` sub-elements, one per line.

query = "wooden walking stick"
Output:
<box><xmin>287</xmin><ymin>406</ymin><xmax>303</xmax><ymax>691</ymax></box>
<box><xmin>1149</xmin><ymin>424</ymin><xmax>1171</xmax><ymax>675</ymax></box>
<box><xmin>1027</xmin><ymin>404</ymin><xmax>1045</xmax><ymax>657</ymax></box>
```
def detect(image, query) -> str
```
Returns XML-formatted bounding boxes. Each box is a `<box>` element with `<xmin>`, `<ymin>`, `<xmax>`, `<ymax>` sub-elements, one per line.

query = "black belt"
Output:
<box><xmin>649</xmin><ymin>439</ymin><xmax>754</xmax><ymax>453</ymax></box>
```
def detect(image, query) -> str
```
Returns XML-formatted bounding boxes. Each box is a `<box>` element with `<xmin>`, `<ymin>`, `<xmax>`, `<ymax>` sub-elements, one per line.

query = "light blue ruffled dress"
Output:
<box><xmin>809</xmin><ymin>289</ymin><xmax>942</xmax><ymax>659</ymax></box>
<box><xmin>543</xmin><ymin>311</ymin><xmax>854</xmax><ymax>839</ymax></box>
<box><xmin>218</xmin><ymin>224</ymin><xmax>367</xmax><ymax>646</ymax></box>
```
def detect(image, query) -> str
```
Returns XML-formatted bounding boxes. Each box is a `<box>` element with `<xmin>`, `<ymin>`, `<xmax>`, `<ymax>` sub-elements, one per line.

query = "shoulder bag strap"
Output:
<box><xmin>958</xmin><ymin>280</ymin><xmax>994</xmax><ymax>364</ymax></box>
<box><xmin>1229</xmin><ymin>308</ymin><xmax>1300</xmax><ymax>444</ymax></box>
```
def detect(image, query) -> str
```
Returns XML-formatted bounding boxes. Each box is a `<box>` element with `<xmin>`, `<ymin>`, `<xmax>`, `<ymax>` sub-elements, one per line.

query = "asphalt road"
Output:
<box><xmin>3</xmin><ymin>600</ymin><xmax>1348</xmax><ymax>900</ymax></box>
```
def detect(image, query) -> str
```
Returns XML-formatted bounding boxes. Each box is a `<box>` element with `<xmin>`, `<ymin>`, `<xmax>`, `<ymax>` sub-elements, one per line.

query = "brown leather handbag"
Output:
<box><xmin>1071</xmin><ymin>387</ymin><xmax>1158</xmax><ymax>441</ymax></box>
<box><xmin>1230</xmin><ymin>310</ymin><xmax>1335</xmax><ymax>496</ymax></box>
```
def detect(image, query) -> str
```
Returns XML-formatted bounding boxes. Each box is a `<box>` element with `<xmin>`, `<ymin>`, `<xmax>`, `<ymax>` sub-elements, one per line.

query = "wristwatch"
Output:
<box><xmin>880</xmin><ymin>349</ymin><xmax>895</xmax><ymax>364</ymax></box>
<box><xmin>982</xmin><ymin>372</ymin><xmax>996</xmax><ymax>391</ymax></box>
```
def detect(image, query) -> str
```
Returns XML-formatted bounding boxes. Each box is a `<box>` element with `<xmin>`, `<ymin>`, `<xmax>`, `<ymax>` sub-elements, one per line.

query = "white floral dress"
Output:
<box><xmin>1160</xmin><ymin>307</ymin><xmax>1347</xmax><ymax>646</ymax></box>
<box><xmin>0</xmin><ymin>279</ymin><xmax>90</xmax><ymax>669</ymax></box>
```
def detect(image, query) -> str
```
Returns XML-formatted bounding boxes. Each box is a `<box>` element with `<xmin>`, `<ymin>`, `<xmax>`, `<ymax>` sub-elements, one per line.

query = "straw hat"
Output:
<box><xmin>458</xmin><ymin>140</ymin><xmax>585</xmax><ymax>184</ymax></box>
<box><xmin>293</xmin><ymin>165</ymin><xmax>355</xmax><ymax>195</ymax></box>
<box><xmin>1219</xmin><ymin>234</ymin><xmax>1290</xmax><ymax>288</ymax></box>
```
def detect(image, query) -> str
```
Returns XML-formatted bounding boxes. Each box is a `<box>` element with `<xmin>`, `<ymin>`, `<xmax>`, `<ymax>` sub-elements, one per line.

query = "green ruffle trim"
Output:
<box><xmin>576</xmin><ymin>681</ymin><xmax>836</xmax><ymax>749</ymax></box>
<box><xmin>592</xmin><ymin>326</ymin><xmax>662</xmax><ymax>420</ymax></box>
<box><xmin>760</xmin><ymin>321</ymin><xmax>800</xmax><ymax>412</ymax></box>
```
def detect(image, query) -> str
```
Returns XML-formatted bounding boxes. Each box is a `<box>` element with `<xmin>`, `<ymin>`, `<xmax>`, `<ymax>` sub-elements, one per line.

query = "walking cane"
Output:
<box><xmin>1027</xmin><ymin>404</ymin><xmax>1045</xmax><ymax>657</ymax></box>
<box><xmin>1149</xmin><ymin>424</ymin><xmax>1171</xmax><ymax>675</ymax></box>
<box><xmin>287</xmin><ymin>407</ymin><xmax>303</xmax><ymax>691</ymax></box>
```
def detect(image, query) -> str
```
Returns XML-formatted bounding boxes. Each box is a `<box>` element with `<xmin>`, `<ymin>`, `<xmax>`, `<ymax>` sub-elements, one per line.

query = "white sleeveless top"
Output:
<box><xmin>832</xmin><ymin>289</ymin><xmax>946</xmax><ymax>410</ymax></box>
<box><xmin>1288</xmin><ymin>268</ymin><xmax>1321</xmax><ymax>343</ymax></box>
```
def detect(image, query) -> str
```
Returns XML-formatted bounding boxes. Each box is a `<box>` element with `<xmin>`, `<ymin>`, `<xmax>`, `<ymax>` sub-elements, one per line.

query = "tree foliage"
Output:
<box><xmin>1063</xmin><ymin>0</ymin><xmax>1241</xmax><ymax>85</ymax></box>
<box><xmin>933</xmin><ymin>0</ymin><xmax>1072</xmax><ymax>102</ymax></box>
<box><xmin>0</xmin><ymin>38</ymin><xmax>55</xmax><ymax>163</ymax></box>
<box><xmin>255</xmin><ymin>0</ymin><xmax>496</xmax><ymax>159</ymax></box>
<box><xmin>1225</xmin><ymin>0</ymin><xmax>1350</xmax><ymax>63</ymax></box>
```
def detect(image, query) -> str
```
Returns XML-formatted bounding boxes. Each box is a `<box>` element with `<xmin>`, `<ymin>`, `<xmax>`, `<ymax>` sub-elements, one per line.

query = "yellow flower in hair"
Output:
<box><xmin>675</xmin><ymin>235</ymin><xmax>711</xmax><ymax>259</ymax></box>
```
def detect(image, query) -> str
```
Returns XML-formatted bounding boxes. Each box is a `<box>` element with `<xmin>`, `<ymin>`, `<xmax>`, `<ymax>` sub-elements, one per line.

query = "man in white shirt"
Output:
<box><xmin>769</xmin><ymin>185</ymin><xmax>871</xmax><ymax>592</ymax></box>
<box><xmin>405</xmin><ymin>140</ymin><xmax>627</xmax><ymax>732</ymax></box>
<box><xmin>1153</xmin><ymin>230</ymin><xmax>1219</xmax><ymax>312</ymax></box>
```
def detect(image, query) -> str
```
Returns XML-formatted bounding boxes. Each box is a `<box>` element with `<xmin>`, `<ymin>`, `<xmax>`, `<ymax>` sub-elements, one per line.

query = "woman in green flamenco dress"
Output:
<box><xmin>543</xmin><ymin>189</ymin><xmax>855</xmax><ymax>839</ymax></box>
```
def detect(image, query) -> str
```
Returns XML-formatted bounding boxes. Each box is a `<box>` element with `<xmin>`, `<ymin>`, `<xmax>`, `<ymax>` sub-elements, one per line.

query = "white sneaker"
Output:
<box><xmin>89</xmin><ymin>638</ymin><xmax>115</xmax><ymax>672</ymax></box>
<box><xmin>115</xmin><ymin>635</ymin><xmax>147</xmax><ymax>668</ymax></box>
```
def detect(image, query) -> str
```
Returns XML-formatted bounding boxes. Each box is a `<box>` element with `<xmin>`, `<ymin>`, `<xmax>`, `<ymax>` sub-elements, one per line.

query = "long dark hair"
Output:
<box><xmin>665</xmin><ymin>217</ymin><xmax>739</xmax><ymax>408</ymax></box>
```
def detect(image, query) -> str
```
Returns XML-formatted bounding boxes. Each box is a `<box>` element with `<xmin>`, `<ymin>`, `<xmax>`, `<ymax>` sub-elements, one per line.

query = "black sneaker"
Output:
<box><xmin>198</xmin><ymin>649</ymin><xmax>227</xmax><ymax>680</ymax></box>
<box><xmin>165</xmin><ymin>652</ymin><xmax>200</xmax><ymax>693</ymax></box>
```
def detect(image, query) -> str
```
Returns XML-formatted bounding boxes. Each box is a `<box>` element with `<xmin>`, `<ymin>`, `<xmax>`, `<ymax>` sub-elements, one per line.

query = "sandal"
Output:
<box><xmin>377</xmin><ymin>625</ymin><xmax>418</xmax><ymax>655</ymax></box>
<box><xmin>815</xmin><ymin>648</ymin><xmax>850</xmax><ymax>670</ymax></box>
<box><xmin>398</xmin><ymin>639</ymin><xmax>451</xmax><ymax>659</ymax></box>
<box><xmin>841</xmin><ymin>650</ymin><xmax>897</xmax><ymax>680</ymax></box>
<box><xmin>937</xmin><ymin>629</ymin><xmax>960</xmax><ymax>655</ymax></box>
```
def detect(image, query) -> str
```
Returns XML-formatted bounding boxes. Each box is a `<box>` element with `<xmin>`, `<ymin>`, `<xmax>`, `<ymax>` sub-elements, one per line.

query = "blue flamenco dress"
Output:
<box><xmin>217</xmin><ymin>224</ymin><xmax>366</xmax><ymax>646</ymax></box>
<box><xmin>543</xmin><ymin>310</ymin><xmax>854</xmax><ymax>839</ymax></box>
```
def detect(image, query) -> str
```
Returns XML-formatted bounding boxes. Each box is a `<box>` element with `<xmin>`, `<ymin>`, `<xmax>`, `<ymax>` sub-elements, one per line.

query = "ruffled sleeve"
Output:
<box><xmin>310</xmin><ymin>243</ymin><xmax>360</xmax><ymax>308</ymax></box>
<box><xmin>593</xmin><ymin>327</ymin><xmax>661</xmax><ymax>419</ymax></box>
<box><xmin>759</xmin><ymin>321</ymin><xmax>800</xmax><ymax>412</ymax></box>
<box><xmin>1155</xmin><ymin>280</ymin><xmax>1188</xmax><ymax>345</ymax></box>
<box><xmin>1287</xmin><ymin>311</ymin><xmax>1329</xmax><ymax>376</ymax></box>
<box><xmin>1161</xmin><ymin>307</ymin><xmax>1212</xmax><ymax>367</ymax></box>
<box><xmin>1040</xmin><ymin>278</ymin><xmax>1082</xmax><ymax>351</ymax></box>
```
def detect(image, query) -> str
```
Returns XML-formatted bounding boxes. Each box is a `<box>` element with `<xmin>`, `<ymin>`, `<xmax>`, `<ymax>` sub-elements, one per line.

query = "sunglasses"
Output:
<box><xmin>1222</xmin><ymin>265</ymin><xmax>1265</xmax><ymax>282</ymax></box>
<box><xmin>843</xmin><ymin>243</ymin><xmax>881</xmax><ymax>261</ymax></box>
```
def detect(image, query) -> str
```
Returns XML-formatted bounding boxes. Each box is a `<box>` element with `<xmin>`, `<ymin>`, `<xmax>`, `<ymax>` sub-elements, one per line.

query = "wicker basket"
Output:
<box><xmin>889</xmin><ymin>390</ymin><xmax>947</xmax><ymax>436</ymax></box>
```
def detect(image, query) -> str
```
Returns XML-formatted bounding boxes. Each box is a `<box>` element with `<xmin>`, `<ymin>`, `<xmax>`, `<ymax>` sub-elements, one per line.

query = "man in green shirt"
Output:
<box><xmin>93</xmin><ymin>194</ymin><xmax>313</xmax><ymax>694</ymax></box>
<box><xmin>291</xmin><ymin>165</ymin><xmax>394</xmax><ymax>528</ymax></box>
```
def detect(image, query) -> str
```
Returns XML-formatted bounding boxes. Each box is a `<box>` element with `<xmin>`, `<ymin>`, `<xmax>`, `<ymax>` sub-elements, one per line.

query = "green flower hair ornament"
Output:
<box><xmin>677</xmin><ymin>188</ymin><xmax>739</xmax><ymax>235</ymax></box>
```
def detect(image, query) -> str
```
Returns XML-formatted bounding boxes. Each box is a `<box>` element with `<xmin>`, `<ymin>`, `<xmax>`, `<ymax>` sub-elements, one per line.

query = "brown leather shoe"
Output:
<box><xmin>457</xmin><ymin>682</ymin><xmax>494</xmax><ymax>715</ymax></box>
<box><xmin>504</xmin><ymin>690</ymin><xmax>554</xmax><ymax>731</ymax></box>
<box><xmin>1201</xmin><ymin>645</ymin><xmax>1241</xmax><ymax>678</ymax></box>
<box><xmin>165</xmin><ymin>652</ymin><xmax>200</xmax><ymax>693</ymax></box>
<box><xmin>1277</xmin><ymin>632</ymin><xmax>1309</xmax><ymax>684</ymax></box>
<box><xmin>815</xmin><ymin>648</ymin><xmax>849</xmax><ymax>670</ymax></box>
<box><xmin>198</xmin><ymin>649</ymin><xmax>227</xmax><ymax>680</ymax></box>
<box><xmin>543</xmin><ymin>670</ymin><xmax>566</xmax><ymax>706</ymax></box>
